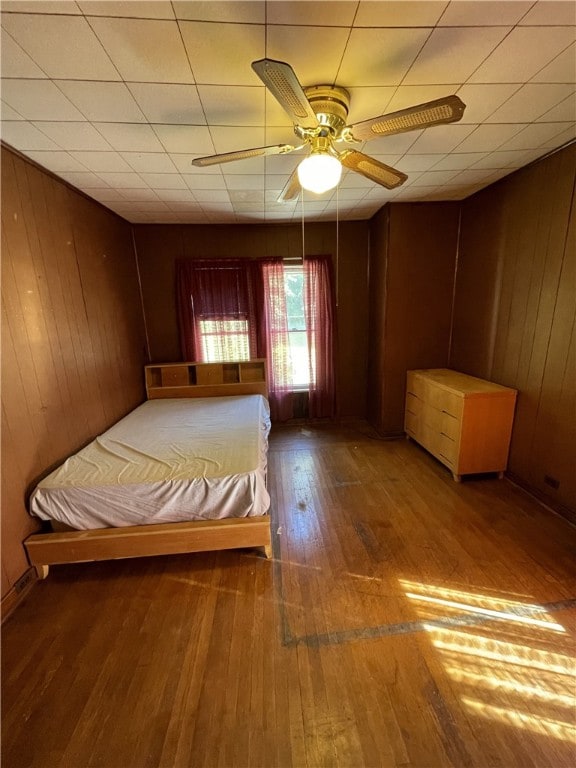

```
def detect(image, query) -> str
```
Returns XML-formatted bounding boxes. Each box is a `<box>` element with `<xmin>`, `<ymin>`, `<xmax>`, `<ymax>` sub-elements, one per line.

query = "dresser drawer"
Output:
<box><xmin>426</xmin><ymin>384</ymin><xmax>463</xmax><ymax>419</ymax></box>
<box><xmin>406</xmin><ymin>368</ymin><xmax>516</xmax><ymax>480</ymax></box>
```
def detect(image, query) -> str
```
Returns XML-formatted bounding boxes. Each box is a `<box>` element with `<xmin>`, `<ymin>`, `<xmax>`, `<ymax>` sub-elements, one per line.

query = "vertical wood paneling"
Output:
<box><xmin>1</xmin><ymin>147</ymin><xmax>147</xmax><ymax>597</ymax></box>
<box><xmin>368</xmin><ymin>202</ymin><xmax>460</xmax><ymax>434</ymax></box>
<box><xmin>451</xmin><ymin>143</ymin><xmax>576</xmax><ymax>515</ymax></box>
<box><xmin>134</xmin><ymin>221</ymin><xmax>370</xmax><ymax>419</ymax></box>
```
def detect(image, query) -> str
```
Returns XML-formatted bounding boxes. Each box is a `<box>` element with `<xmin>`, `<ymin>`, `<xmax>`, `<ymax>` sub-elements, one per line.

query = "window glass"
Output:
<box><xmin>284</xmin><ymin>267</ymin><xmax>312</xmax><ymax>388</ymax></box>
<box><xmin>199</xmin><ymin>318</ymin><xmax>250</xmax><ymax>362</ymax></box>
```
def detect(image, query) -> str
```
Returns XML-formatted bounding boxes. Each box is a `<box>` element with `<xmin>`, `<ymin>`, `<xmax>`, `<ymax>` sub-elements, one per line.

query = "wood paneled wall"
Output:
<box><xmin>367</xmin><ymin>202</ymin><xmax>460</xmax><ymax>434</ymax></box>
<box><xmin>1</xmin><ymin>147</ymin><xmax>147</xmax><ymax>598</ymax></box>
<box><xmin>133</xmin><ymin>221</ymin><xmax>370</xmax><ymax>419</ymax></box>
<box><xmin>451</xmin><ymin>143</ymin><xmax>576</xmax><ymax>516</ymax></box>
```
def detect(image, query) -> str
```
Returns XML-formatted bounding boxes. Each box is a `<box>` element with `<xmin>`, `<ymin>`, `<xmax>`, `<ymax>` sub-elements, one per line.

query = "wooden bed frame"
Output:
<box><xmin>24</xmin><ymin>360</ymin><xmax>272</xmax><ymax>579</ymax></box>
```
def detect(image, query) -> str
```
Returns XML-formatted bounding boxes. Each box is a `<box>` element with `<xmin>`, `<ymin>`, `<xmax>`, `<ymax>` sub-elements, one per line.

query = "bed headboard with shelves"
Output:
<box><xmin>145</xmin><ymin>360</ymin><xmax>268</xmax><ymax>399</ymax></box>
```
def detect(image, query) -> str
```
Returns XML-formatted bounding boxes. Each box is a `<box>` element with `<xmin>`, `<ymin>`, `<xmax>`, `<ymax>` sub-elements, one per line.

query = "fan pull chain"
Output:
<box><xmin>336</xmin><ymin>184</ymin><xmax>340</xmax><ymax>307</ymax></box>
<box><xmin>301</xmin><ymin>189</ymin><xmax>306</xmax><ymax>265</ymax></box>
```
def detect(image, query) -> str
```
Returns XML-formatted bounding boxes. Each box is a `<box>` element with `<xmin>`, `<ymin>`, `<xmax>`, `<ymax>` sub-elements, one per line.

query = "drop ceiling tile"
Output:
<box><xmin>139</xmin><ymin>172</ymin><xmax>188</xmax><ymax>189</ymax></box>
<box><xmin>1</xmin><ymin>103</ymin><xmax>24</xmax><ymax>120</ymax></box>
<box><xmin>94</xmin><ymin>172</ymin><xmax>148</xmax><ymax>188</ymax></box>
<box><xmin>3</xmin><ymin>2</ymin><xmax>82</xmax><ymax>12</ymax></box>
<box><xmin>189</xmin><ymin>189</ymin><xmax>231</xmax><ymax>202</ymax></box>
<box><xmin>346</xmin><ymin>87</ymin><xmax>397</xmax><ymax>124</ymax></box>
<box><xmin>59</xmin><ymin>171</ymin><xmax>109</xmax><ymax>188</ymax></box>
<box><xmin>128</xmin><ymin>83</ymin><xmax>205</xmax><ymax>124</ymax></box>
<box><xmin>210</xmin><ymin>126</ymin><xmax>265</xmax><ymax>154</ymax></box>
<box><xmin>197</xmin><ymin>85</ymin><xmax>264</xmax><ymax>127</ymax></box>
<box><xmin>94</xmin><ymin>123</ymin><xmax>165</xmax><ymax>152</ymax></box>
<box><xmin>263</xmin><ymin>126</ymin><xmax>301</xmax><ymax>146</ymax></box>
<box><xmin>432</xmin><ymin>152</ymin><xmax>488</xmax><ymax>170</ymax></box>
<box><xmin>32</xmin><ymin>121</ymin><xmax>113</xmax><ymax>151</ymax></box>
<box><xmin>78</xmin><ymin>1</ymin><xmax>175</xmax><ymax>18</ymax></box>
<box><xmin>70</xmin><ymin>151</ymin><xmax>133</xmax><ymax>173</ymax></box>
<box><xmin>56</xmin><ymin>81</ymin><xmax>146</xmax><ymax>122</ymax></box>
<box><xmin>88</xmin><ymin>188</ymin><xmax>127</xmax><ymax>202</ymax></box>
<box><xmin>449</xmin><ymin>168</ymin><xmax>504</xmax><ymax>186</ymax></box>
<box><xmin>361</xmin><ymin>130</ymin><xmax>423</xmax><ymax>155</ymax></box>
<box><xmin>355</xmin><ymin>1</ymin><xmax>446</xmax><ymax>27</ymax></box>
<box><xmin>223</xmin><ymin>174</ymin><xmax>265</xmax><ymax>190</ymax></box>
<box><xmin>222</xmin><ymin>157</ymin><xmax>266</xmax><ymax>175</ymax></box>
<box><xmin>497</xmin><ymin>121</ymin><xmax>575</xmax><ymax>150</ymax></box>
<box><xmin>229</xmin><ymin>190</ymin><xmax>265</xmax><ymax>203</ymax></box>
<box><xmin>531</xmin><ymin>44</ymin><xmax>576</xmax><ymax>83</ymax></box>
<box><xmin>327</xmin><ymin>188</ymin><xmax>368</xmax><ymax>202</ymax></box>
<box><xmin>173</xmin><ymin>1</ymin><xmax>264</xmax><ymax>23</ymax></box>
<box><xmin>408</xmin><ymin>123</ymin><xmax>476</xmax><ymax>153</ymax></box>
<box><xmin>540</xmin><ymin>123</ymin><xmax>576</xmax><ymax>147</ymax></box>
<box><xmin>1</xmin><ymin>14</ymin><xmax>120</xmax><ymax>80</ymax></box>
<box><xmin>487</xmin><ymin>84</ymin><xmax>575</xmax><ymax>123</ymax></box>
<box><xmin>333</xmin><ymin>28</ymin><xmax>431</xmax><ymax>87</ymax></box>
<box><xmin>119</xmin><ymin>188</ymin><xmax>162</xmax><ymax>201</ymax></box>
<box><xmin>270</xmin><ymin>26</ymin><xmax>350</xmax><ymax>86</ymax></box>
<box><xmin>180</xmin><ymin>21</ymin><xmax>264</xmax><ymax>85</ymax></box>
<box><xmin>267</xmin><ymin>1</ymin><xmax>357</xmax><ymax>25</ymax></box>
<box><xmin>182</xmin><ymin>174</ymin><xmax>227</xmax><ymax>190</ymax></box>
<box><xmin>120</xmin><ymin>152</ymin><xmax>178</xmax><ymax>173</ymax></box>
<box><xmin>88</xmin><ymin>17</ymin><xmax>193</xmax><ymax>83</ymax></box>
<box><xmin>469</xmin><ymin>27</ymin><xmax>576</xmax><ymax>83</ymax></box>
<box><xmin>408</xmin><ymin>169</ymin><xmax>461</xmax><ymax>186</ymax></box>
<box><xmin>169</xmin><ymin>153</ymin><xmax>222</xmax><ymax>174</ymax></box>
<box><xmin>166</xmin><ymin>201</ymin><xmax>203</xmax><ymax>212</ymax></box>
<box><xmin>398</xmin><ymin>154</ymin><xmax>448</xmax><ymax>172</ymax></box>
<box><xmin>126</xmin><ymin>201</ymin><xmax>171</xmax><ymax>213</ymax></box>
<box><xmin>1</xmin><ymin>121</ymin><xmax>60</xmax><ymax>150</ymax></box>
<box><xmin>152</xmin><ymin>124</ymin><xmax>214</xmax><ymax>154</ymax></box>
<box><xmin>472</xmin><ymin>148</ymin><xmax>549</xmax><ymax>169</ymax></box>
<box><xmin>264</xmin><ymin>154</ymin><xmax>301</xmax><ymax>175</ymax></box>
<box><xmin>455</xmin><ymin>84</ymin><xmax>522</xmax><ymax>123</ymax></box>
<box><xmin>24</xmin><ymin>150</ymin><xmax>88</xmax><ymax>172</ymax></box>
<box><xmin>538</xmin><ymin>93</ymin><xmax>576</xmax><ymax>122</ymax></box>
<box><xmin>1</xmin><ymin>79</ymin><xmax>84</xmax><ymax>120</ymax></box>
<box><xmin>519</xmin><ymin>1</ymin><xmax>576</xmax><ymax>25</ymax></box>
<box><xmin>404</xmin><ymin>27</ymin><xmax>511</xmax><ymax>85</ymax></box>
<box><xmin>438</xmin><ymin>1</ymin><xmax>533</xmax><ymax>26</ymax></box>
<box><xmin>153</xmin><ymin>188</ymin><xmax>196</xmax><ymax>202</ymax></box>
<box><xmin>454</xmin><ymin>124</ymin><xmax>526</xmax><ymax>153</ymax></box>
<box><xmin>0</xmin><ymin>31</ymin><xmax>46</xmax><ymax>77</ymax></box>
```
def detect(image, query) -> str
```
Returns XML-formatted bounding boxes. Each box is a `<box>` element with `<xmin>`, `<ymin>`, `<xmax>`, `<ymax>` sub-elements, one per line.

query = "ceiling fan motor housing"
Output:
<box><xmin>303</xmin><ymin>85</ymin><xmax>350</xmax><ymax>137</ymax></box>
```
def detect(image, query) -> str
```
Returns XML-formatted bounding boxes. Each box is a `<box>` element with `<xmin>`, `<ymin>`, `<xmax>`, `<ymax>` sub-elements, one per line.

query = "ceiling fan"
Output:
<box><xmin>192</xmin><ymin>58</ymin><xmax>466</xmax><ymax>200</ymax></box>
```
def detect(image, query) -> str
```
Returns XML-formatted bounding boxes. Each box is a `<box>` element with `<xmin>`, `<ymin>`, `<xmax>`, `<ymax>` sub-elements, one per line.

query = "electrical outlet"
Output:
<box><xmin>544</xmin><ymin>475</ymin><xmax>560</xmax><ymax>490</ymax></box>
<box><xmin>14</xmin><ymin>570</ymin><xmax>34</xmax><ymax>594</ymax></box>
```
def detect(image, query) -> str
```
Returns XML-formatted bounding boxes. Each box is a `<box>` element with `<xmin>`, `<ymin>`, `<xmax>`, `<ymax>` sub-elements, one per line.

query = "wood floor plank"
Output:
<box><xmin>3</xmin><ymin>424</ymin><xmax>576</xmax><ymax>768</ymax></box>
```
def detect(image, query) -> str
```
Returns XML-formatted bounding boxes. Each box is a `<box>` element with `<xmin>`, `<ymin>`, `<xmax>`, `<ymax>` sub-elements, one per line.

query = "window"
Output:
<box><xmin>284</xmin><ymin>266</ymin><xmax>312</xmax><ymax>389</ymax></box>
<box><xmin>198</xmin><ymin>318</ymin><xmax>250</xmax><ymax>362</ymax></box>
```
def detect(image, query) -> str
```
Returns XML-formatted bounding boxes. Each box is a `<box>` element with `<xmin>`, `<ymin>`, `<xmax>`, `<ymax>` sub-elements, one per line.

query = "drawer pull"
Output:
<box><xmin>441</xmin><ymin>409</ymin><xmax>457</xmax><ymax>419</ymax></box>
<box><xmin>440</xmin><ymin>432</ymin><xmax>454</xmax><ymax>441</ymax></box>
<box><xmin>439</xmin><ymin>452</ymin><xmax>454</xmax><ymax>466</ymax></box>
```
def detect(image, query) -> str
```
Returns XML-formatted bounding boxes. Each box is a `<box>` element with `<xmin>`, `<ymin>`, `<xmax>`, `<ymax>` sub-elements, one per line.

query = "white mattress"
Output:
<box><xmin>30</xmin><ymin>395</ymin><xmax>271</xmax><ymax>529</ymax></box>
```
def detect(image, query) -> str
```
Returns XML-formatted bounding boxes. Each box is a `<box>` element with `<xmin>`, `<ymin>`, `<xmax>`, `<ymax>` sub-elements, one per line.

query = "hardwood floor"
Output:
<box><xmin>3</xmin><ymin>423</ymin><xmax>576</xmax><ymax>768</ymax></box>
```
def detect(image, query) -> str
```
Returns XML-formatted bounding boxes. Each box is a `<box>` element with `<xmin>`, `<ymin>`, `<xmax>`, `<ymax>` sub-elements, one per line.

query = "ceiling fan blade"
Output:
<box><xmin>192</xmin><ymin>144</ymin><xmax>298</xmax><ymax>167</ymax></box>
<box><xmin>347</xmin><ymin>95</ymin><xmax>466</xmax><ymax>142</ymax></box>
<box><xmin>278</xmin><ymin>169</ymin><xmax>301</xmax><ymax>202</ymax></box>
<box><xmin>252</xmin><ymin>58</ymin><xmax>319</xmax><ymax>130</ymax></box>
<box><xmin>340</xmin><ymin>150</ymin><xmax>407</xmax><ymax>189</ymax></box>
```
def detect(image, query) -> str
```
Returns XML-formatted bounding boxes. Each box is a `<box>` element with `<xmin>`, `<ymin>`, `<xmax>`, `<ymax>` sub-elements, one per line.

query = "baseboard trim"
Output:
<box><xmin>506</xmin><ymin>472</ymin><xmax>576</xmax><ymax>527</ymax></box>
<box><xmin>1</xmin><ymin>566</ymin><xmax>38</xmax><ymax>624</ymax></box>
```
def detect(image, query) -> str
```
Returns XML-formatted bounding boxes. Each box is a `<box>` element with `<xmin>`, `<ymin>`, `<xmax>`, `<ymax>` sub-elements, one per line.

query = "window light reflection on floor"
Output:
<box><xmin>400</xmin><ymin>579</ymin><xmax>575</xmax><ymax>743</ymax></box>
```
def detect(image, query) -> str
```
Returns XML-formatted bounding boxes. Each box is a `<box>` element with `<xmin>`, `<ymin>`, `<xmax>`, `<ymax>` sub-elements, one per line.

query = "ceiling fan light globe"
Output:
<box><xmin>297</xmin><ymin>153</ymin><xmax>342</xmax><ymax>194</ymax></box>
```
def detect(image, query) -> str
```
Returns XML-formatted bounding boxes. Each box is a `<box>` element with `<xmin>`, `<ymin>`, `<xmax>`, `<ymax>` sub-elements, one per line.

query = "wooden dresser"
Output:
<box><xmin>405</xmin><ymin>369</ymin><xmax>517</xmax><ymax>481</ymax></box>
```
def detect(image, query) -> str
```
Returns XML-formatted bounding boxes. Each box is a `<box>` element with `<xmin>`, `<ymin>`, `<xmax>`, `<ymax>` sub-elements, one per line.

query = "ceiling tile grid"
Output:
<box><xmin>0</xmin><ymin>0</ymin><xmax>574</xmax><ymax>224</ymax></box>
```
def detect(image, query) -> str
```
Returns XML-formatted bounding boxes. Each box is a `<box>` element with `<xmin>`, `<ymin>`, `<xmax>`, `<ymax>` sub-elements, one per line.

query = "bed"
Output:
<box><xmin>24</xmin><ymin>360</ymin><xmax>272</xmax><ymax>578</ymax></box>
